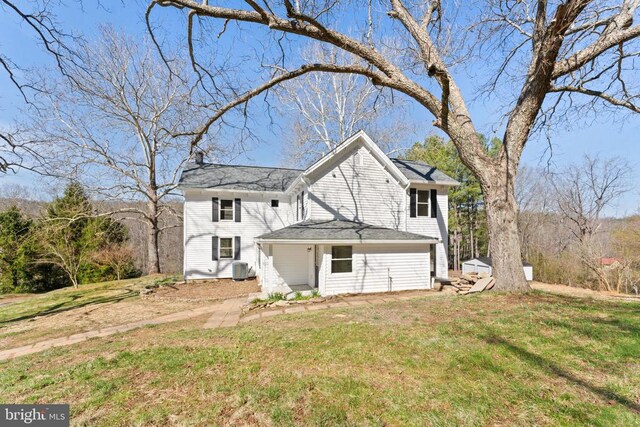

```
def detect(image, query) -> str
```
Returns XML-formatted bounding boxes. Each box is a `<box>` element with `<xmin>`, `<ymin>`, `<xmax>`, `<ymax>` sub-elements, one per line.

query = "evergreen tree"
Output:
<box><xmin>38</xmin><ymin>183</ymin><xmax>131</xmax><ymax>288</ymax></box>
<box><xmin>0</xmin><ymin>206</ymin><xmax>66</xmax><ymax>293</ymax></box>
<box><xmin>405</xmin><ymin>135</ymin><xmax>496</xmax><ymax>269</ymax></box>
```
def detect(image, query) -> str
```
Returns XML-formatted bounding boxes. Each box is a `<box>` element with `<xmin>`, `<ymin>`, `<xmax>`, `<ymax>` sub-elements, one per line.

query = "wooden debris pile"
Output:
<box><xmin>448</xmin><ymin>272</ymin><xmax>496</xmax><ymax>295</ymax></box>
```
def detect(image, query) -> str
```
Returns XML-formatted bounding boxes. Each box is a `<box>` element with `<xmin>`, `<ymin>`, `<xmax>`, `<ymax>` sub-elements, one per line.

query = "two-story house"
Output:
<box><xmin>179</xmin><ymin>131</ymin><xmax>458</xmax><ymax>296</ymax></box>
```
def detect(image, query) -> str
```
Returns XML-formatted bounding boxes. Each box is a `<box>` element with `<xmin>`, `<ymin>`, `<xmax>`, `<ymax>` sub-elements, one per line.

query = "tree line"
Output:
<box><xmin>0</xmin><ymin>183</ymin><xmax>139</xmax><ymax>293</ymax></box>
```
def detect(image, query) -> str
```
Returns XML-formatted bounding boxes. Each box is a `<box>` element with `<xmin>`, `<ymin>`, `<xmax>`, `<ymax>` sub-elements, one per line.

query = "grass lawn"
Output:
<box><xmin>1</xmin><ymin>291</ymin><xmax>639</xmax><ymax>426</ymax></box>
<box><xmin>0</xmin><ymin>276</ymin><xmax>183</xmax><ymax>348</ymax></box>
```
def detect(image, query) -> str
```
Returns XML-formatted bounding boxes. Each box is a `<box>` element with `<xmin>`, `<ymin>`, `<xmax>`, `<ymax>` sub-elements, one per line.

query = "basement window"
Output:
<box><xmin>331</xmin><ymin>246</ymin><xmax>353</xmax><ymax>273</ymax></box>
<box><xmin>417</xmin><ymin>190</ymin><xmax>430</xmax><ymax>217</ymax></box>
<box><xmin>219</xmin><ymin>238</ymin><xmax>233</xmax><ymax>259</ymax></box>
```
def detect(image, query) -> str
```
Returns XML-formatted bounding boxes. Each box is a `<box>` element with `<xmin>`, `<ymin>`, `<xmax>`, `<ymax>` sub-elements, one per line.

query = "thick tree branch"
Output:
<box><xmin>550</xmin><ymin>84</ymin><xmax>640</xmax><ymax>112</ymax></box>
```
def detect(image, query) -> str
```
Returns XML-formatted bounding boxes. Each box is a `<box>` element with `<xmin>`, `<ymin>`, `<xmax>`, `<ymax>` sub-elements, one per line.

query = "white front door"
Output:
<box><xmin>273</xmin><ymin>244</ymin><xmax>309</xmax><ymax>285</ymax></box>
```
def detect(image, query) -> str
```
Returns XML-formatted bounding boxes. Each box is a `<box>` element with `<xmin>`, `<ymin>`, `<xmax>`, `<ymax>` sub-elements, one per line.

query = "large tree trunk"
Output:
<box><xmin>147</xmin><ymin>195</ymin><xmax>161</xmax><ymax>275</ymax></box>
<box><xmin>147</xmin><ymin>220</ymin><xmax>161</xmax><ymax>275</ymax></box>
<box><xmin>482</xmin><ymin>171</ymin><xmax>530</xmax><ymax>292</ymax></box>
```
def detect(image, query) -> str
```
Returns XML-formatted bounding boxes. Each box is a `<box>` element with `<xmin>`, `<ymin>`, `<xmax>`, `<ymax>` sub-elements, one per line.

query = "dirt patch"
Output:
<box><xmin>150</xmin><ymin>278</ymin><xmax>260</xmax><ymax>302</ymax></box>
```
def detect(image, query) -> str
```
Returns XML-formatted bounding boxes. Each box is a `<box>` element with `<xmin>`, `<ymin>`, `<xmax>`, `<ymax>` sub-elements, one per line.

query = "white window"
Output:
<box><xmin>220</xmin><ymin>199</ymin><xmax>233</xmax><ymax>221</ymax></box>
<box><xmin>417</xmin><ymin>190</ymin><xmax>430</xmax><ymax>217</ymax></box>
<box><xmin>219</xmin><ymin>238</ymin><xmax>233</xmax><ymax>259</ymax></box>
<box><xmin>331</xmin><ymin>246</ymin><xmax>352</xmax><ymax>273</ymax></box>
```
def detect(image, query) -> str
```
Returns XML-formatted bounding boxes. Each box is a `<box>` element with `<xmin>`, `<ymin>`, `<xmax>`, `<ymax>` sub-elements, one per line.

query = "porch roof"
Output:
<box><xmin>256</xmin><ymin>219</ymin><xmax>439</xmax><ymax>244</ymax></box>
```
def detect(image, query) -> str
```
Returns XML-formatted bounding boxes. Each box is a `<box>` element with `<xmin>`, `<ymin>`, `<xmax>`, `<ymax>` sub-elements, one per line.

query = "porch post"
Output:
<box><xmin>307</xmin><ymin>245</ymin><xmax>314</xmax><ymax>286</ymax></box>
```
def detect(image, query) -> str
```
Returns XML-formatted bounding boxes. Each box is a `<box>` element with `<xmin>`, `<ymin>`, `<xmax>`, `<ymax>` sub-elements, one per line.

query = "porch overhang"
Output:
<box><xmin>255</xmin><ymin>219</ymin><xmax>441</xmax><ymax>245</ymax></box>
<box><xmin>256</xmin><ymin>238</ymin><xmax>439</xmax><ymax>245</ymax></box>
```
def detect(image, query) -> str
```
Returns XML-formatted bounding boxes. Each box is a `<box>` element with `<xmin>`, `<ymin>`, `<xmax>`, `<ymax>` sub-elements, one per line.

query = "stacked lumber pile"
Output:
<box><xmin>450</xmin><ymin>272</ymin><xmax>495</xmax><ymax>295</ymax></box>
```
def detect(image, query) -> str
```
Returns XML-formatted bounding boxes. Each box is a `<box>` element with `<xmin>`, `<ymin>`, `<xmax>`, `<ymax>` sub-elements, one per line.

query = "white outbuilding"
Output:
<box><xmin>461</xmin><ymin>256</ymin><xmax>533</xmax><ymax>281</ymax></box>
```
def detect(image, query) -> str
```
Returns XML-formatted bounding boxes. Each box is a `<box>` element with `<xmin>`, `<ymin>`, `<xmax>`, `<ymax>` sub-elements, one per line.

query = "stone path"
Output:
<box><xmin>238</xmin><ymin>293</ymin><xmax>426</xmax><ymax>324</ymax></box>
<box><xmin>0</xmin><ymin>292</ymin><xmax>436</xmax><ymax>362</ymax></box>
<box><xmin>203</xmin><ymin>297</ymin><xmax>245</xmax><ymax>329</ymax></box>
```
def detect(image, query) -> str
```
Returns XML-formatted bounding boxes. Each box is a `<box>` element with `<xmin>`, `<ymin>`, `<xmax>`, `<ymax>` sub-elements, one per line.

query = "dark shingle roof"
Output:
<box><xmin>467</xmin><ymin>256</ymin><xmax>532</xmax><ymax>267</ymax></box>
<box><xmin>179</xmin><ymin>163</ymin><xmax>303</xmax><ymax>192</ymax></box>
<box><xmin>390</xmin><ymin>158</ymin><xmax>460</xmax><ymax>185</ymax></box>
<box><xmin>257</xmin><ymin>219</ymin><xmax>439</xmax><ymax>242</ymax></box>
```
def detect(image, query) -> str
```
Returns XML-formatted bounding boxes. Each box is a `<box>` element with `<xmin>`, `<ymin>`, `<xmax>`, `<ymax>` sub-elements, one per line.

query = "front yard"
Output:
<box><xmin>1</xmin><ymin>289</ymin><xmax>639</xmax><ymax>426</ymax></box>
<box><xmin>0</xmin><ymin>276</ymin><xmax>259</xmax><ymax>349</ymax></box>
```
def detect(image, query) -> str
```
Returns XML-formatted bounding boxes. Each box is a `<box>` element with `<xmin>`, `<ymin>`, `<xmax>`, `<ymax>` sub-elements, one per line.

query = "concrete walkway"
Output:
<box><xmin>0</xmin><ymin>297</ymin><xmax>247</xmax><ymax>362</ymax></box>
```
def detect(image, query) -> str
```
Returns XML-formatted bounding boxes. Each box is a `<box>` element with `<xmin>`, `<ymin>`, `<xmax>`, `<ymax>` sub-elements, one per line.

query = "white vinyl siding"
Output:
<box><xmin>320</xmin><ymin>243</ymin><xmax>430</xmax><ymax>295</ymax></box>
<box><xmin>184</xmin><ymin>190</ymin><xmax>294</xmax><ymax>279</ymax></box>
<box><xmin>307</xmin><ymin>145</ymin><xmax>404</xmax><ymax>229</ymax></box>
<box><xmin>406</xmin><ymin>187</ymin><xmax>449</xmax><ymax>278</ymax></box>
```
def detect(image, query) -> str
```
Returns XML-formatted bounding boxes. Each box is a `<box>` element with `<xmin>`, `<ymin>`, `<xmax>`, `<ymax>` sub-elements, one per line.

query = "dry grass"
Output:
<box><xmin>0</xmin><ymin>277</ymin><xmax>260</xmax><ymax>349</ymax></box>
<box><xmin>1</xmin><ymin>291</ymin><xmax>639</xmax><ymax>426</ymax></box>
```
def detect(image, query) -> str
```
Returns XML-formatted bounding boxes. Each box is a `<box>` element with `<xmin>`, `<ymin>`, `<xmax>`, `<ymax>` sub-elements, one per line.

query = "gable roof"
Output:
<box><xmin>179</xmin><ymin>163</ymin><xmax>302</xmax><ymax>192</ymax></box>
<box><xmin>179</xmin><ymin>130</ymin><xmax>458</xmax><ymax>192</ymax></box>
<box><xmin>299</xmin><ymin>130</ymin><xmax>410</xmax><ymax>188</ymax></box>
<box><xmin>464</xmin><ymin>256</ymin><xmax>532</xmax><ymax>267</ymax></box>
<box><xmin>256</xmin><ymin>219</ymin><xmax>440</xmax><ymax>243</ymax></box>
<box><xmin>391</xmin><ymin>158</ymin><xmax>460</xmax><ymax>186</ymax></box>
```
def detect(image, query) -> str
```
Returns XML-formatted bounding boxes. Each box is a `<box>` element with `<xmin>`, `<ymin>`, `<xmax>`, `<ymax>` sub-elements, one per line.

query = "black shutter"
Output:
<box><xmin>234</xmin><ymin>198</ymin><xmax>241</xmax><ymax>222</ymax></box>
<box><xmin>212</xmin><ymin>236</ymin><xmax>218</xmax><ymax>261</ymax></box>
<box><xmin>301</xmin><ymin>191</ymin><xmax>305</xmax><ymax>219</ymax></box>
<box><xmin>409</xmin><ymin>188</ymin><xmax>417</xmax><ymax>218</ymax></box>
<box><xmin>234</xmin><ymin>236</ymin><xmax>241</xmax><ymax>260</ymax></box>
<box><xmin>212</xmin><ymin>198</ymin><xmax>219</xmax><ymax>222</ymax></box>
<box><xmin>431</xmin><ymin>189</ymin><xmax>437</xmax><ymax>218</ymax></box>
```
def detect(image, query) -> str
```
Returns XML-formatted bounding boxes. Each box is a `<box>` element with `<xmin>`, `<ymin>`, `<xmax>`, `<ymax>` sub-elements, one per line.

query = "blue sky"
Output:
<box><xmin>0</xmin><ymin>1</ymin><xmax>638</xmax><ymax>216</ymax></box>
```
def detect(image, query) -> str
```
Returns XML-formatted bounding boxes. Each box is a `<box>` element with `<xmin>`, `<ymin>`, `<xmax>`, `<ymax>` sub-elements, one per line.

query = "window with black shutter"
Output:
<box><xmin>431</xmin><ymin>189</ymin><xmax>437</xmax><ymax>218</ymax></box>
<box><xmin>417</xmin><ymin>190</ymin><xmax>430</xmax><ymax>217</ymax></box>
<box><xmin>212</xmin><ymin>236</ymin><xmax>218</xmax><ymax>260</ymax></box>
<box><xmin>234</xmin><ymin>198</ymin><xmax>241</xmax><ymax>222</ymax></box>
<box><xmin>234</xmin><ymin>236</ymin><xmax>241</xmax><ymax>260</ymax></box>
<box><xmin>219</xmin><ymin>238</ymin><xmax>233</xmax><ymax>259</ymax></box>
<box><xmin>220</xmin><ymin>199</ymin><xmax>233</xmax><ymax>221</ymax></box>
<box><xmin>212</xmin><ymin>198</ymin><xmax>219</xmax><ymax>222</ymax></box>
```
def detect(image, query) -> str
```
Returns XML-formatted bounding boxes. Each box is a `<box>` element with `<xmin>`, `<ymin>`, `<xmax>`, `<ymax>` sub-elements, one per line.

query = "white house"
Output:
<box><xmin>179</xmin><ymin>130</ymin><xmax>459</xmax><ymax>296</ymax></box>
<box><xmin>461</xmin><ymin>257</ymin><xmax>533</xmax><ymax>281</ymax></box>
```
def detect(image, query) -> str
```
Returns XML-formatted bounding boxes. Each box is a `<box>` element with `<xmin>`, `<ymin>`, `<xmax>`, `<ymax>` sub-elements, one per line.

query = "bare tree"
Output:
<box><xmin>276</xmin><ymin>44</ymin><xmax>411</xmax><ymax>166</ymax></box>
<box><xmin>0</xmin><ymin>0</ymin><xmax>78</xmax><ymax>173</ymax></box>
<box><xmin>28</xmin><ymin>27</ymin><xmax>220</xmax><ymax>274</ymax></box>
<box><xmin>93</xmin><ymin>244</ymin><xmax>135</xmax><ymax>281</ymax></box>
<box><xmin>147</xmin><ymin>0</ymin><xmax>640</xmax><ymax>291</ymax></box>
<box><xmin>553</xmin><ymin>155</ymin><xmax>631</xmax><ymax>241</ymax></box>
<box><xmin>552</xmin><ymin>155</ymin><xmax>632</xmax><ymax>290</ymax></box>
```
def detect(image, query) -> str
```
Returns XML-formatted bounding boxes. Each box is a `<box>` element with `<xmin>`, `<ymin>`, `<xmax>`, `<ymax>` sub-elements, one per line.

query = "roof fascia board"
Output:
<box><xmin>182</xmin><ymin>188</ymin><xmax>286</xmax><ymax>196</ymax></box>
<box><xmin>408</xmin><ymin>179</ymin><xmax>460</xmax><ymax>187</ymax></box>
<box><xmin>256</xmin><ymin>238</ymin><xmax>440</xmax><ymax>245</ymax></box>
